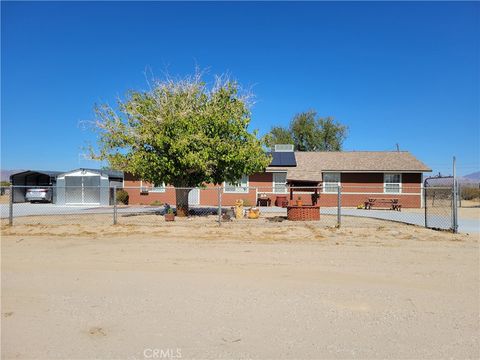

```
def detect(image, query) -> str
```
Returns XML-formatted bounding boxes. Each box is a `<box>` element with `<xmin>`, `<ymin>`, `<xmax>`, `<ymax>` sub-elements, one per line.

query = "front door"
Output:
<box><xmin>188</xmin><ymin>188</ymin><xmax>200</xmax><ymax>206</ymax></box>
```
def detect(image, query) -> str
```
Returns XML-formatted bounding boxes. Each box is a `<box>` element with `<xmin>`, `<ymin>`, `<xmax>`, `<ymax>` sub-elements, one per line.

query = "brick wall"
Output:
<box><xmin>123</xmin><ymin>172</ymin><xmax>423</xmax><ymax>208</ymax></box>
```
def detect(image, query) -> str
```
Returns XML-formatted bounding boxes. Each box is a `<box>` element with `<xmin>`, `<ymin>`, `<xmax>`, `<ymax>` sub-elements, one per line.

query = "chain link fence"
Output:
<box><xmin>424</xmin><ymin>177</ymin><xmax>455</xmax><ymax>231</ymax></box>
<box><xmin>1</xmin><ymin>182</ymin><xmax>462</xmax><ymax>232</ymax></box>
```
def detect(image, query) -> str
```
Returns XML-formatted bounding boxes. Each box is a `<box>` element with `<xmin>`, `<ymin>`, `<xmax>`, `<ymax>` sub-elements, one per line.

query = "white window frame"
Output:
<box><xmin>272</xmin><ymin>172</ymin><xmax>288</xmax><ymax>194</ymax></box>
<box><xmin>384</xmin><ymin>173</ymin><xmax>402</xmax><ymax>194</ymax></box>
<box><xmin>322</xmin><ymin>172</ymin><xmax>341</xmax><ymax>193</ymax></box>
<box><xmin>139</xmin><ymin>180</ymin><xmax>166</xmax><ymax>193</ymax></box>
<box><xmin>139</xmin><ymin>180</ymin><xmax>149</xmax><ymax>194</ymax></box>
<box><xmin>224</xmin><ymin>175</ymin><xmax>249</xmax><ymax>193</ymax></box>
<box><xmin>150</xmin><ymin>182</ymin><xmax>166</xmax><ymax>193</ymax></box>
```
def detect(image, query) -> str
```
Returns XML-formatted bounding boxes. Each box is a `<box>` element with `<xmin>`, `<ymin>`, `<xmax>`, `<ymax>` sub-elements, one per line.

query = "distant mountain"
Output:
<box><xmin>0</xmin><ymin>169</ymin><xmax>25</xmax><ymax>182</ymax></box>
<box><xmin>463</xmin><ymin>171</ymin><xmax>480</xmax><ymax>182</ymax></box>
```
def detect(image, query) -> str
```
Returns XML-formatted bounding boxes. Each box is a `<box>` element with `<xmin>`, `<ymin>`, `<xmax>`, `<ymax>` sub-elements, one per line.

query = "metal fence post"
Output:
<box><xmin>452</xmin><ymin>157</ymin><xmax>458</xmax><ymax>233</ymax></box>
<box><xmin>424</xmin><ymin>181</ymin><xmax>428</xmax><ymax>228</ymax></box>
<box><xmin>9</xmin><ymin>185</ymin><xmax>13</xmax><ymax>226</ymax></box>
<box><xmin>217</xmin><ymin>186</ymin><xmax>222</xmax><ymax>226</ymax></box>
<box><xmin>337</xmin><ymin>185</ymin><xmax>341</xmax><ymax>227</ymax></box>
<box><xmin>113</xmin><ymin>186</ymin><xmax>117</xmax><ymax>225</ymax></box>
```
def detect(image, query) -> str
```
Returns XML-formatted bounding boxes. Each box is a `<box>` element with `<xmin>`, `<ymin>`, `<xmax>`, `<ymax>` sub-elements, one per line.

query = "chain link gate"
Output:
<box><xmin>424</xmin><ymin>176</ymin><xmax>457</xmax><ymax>232</ymax></box>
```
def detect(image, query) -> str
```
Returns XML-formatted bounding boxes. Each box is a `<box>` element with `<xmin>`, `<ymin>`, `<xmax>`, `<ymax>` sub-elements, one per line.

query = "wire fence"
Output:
<box><xmin>0</xmin><ymin>183</ymin><xmax>462</xmax><ymax>232</ymax></box>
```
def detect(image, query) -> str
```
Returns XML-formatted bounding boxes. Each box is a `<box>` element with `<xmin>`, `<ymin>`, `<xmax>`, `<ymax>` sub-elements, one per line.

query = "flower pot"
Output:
<box><xmin>247</xmin><ymin>207</ymin><xmax>260</xmax><ymax>219</ymax></box>
<box><xmin>165</xmin><ymin>213</ymin><xmax>175</xmax><ymax>222</ymax></box>
<box><xmin>296</xmin><ymin>200</ymin><xmax>303</xmax><ymax>207</ymax></box>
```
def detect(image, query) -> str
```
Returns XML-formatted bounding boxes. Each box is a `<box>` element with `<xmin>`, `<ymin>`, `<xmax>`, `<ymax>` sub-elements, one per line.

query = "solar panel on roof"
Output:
<box><xmin>269</xmin><ymin>151</ymin><xmax>297</xmax><ymax>167</ymax></box>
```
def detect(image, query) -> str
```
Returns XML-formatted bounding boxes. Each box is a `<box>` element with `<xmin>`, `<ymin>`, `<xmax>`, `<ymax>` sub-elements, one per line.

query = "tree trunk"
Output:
<box><xmin>175</xmin><ymin>188</ymin><xmax>191</xmax><ymax>217</ymax></box>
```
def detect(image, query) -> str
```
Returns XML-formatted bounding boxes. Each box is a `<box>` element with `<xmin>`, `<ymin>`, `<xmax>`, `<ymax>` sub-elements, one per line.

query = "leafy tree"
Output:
<box><xmin>266</xmin><ymin>110</ymin><xmax>347</xmax><ymax>151</ymax></box>
<box><xmin>266</xmin><ymin>126</ymin><xmax>293</xmax><ymax>146</ymax></box>
<box><xmin>91</xmin><ymin>72</ymin><xmax>270</xmax><ymax>216</ymax></box>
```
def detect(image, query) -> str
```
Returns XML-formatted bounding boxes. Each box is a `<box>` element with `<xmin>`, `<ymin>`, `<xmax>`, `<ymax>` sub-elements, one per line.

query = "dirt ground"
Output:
<box><xmin>1</xmin><ymin>217</ymin><xmax>479</xmax><ymax>359</ymax></box>
<box><xmin>459</xmin><ymin>199</ymin><xmax>480</xmax><ymax>219</ymax></box>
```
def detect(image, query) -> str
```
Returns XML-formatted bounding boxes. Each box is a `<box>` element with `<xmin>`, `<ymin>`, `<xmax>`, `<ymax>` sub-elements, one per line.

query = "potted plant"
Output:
<box><xmin>165</xmin><ymin>207</ymin><xmax>175</xmax><ymax>222</ymax></box>
<box><xmin>296</xmin><ymin>196</ymin><xmax>303</xmax><ymax>207</ymax></box>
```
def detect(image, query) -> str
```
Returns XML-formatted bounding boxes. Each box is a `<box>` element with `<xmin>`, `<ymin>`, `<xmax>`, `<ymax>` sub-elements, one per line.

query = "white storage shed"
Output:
<box><xmin>55</xmin><ymin>168</ymin><xmax>123</xmax><ymax>205</ymax></box>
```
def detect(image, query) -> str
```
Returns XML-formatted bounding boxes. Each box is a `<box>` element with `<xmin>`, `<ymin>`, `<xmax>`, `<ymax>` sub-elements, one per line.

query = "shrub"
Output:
<box><xmin>116</xmin><ymin>189</ymin><xmax>129</xmax><ymax>205</ymax></box>
<box><xmin>242</xmin><ymin>199</ymin><xmax>251</xmax><ymax>207</ymax></box>
<box><xmin>461</xmin><ymin>186</ymin><xmax>480</xmax><ymax>201</ymax></box>
<box><xmin>150</xmin><ymin>200</ymin><xmax>163</xmax><ymax>206</ymax></box>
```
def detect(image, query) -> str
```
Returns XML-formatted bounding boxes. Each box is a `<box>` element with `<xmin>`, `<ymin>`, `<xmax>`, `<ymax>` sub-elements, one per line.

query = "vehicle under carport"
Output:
<box><xmin>10</xmin><ymin>170</ymin><xmax>63</xmax><ymax>203</ymax></box>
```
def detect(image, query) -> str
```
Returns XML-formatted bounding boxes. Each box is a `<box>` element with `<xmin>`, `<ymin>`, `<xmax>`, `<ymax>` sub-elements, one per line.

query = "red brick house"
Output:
<box><xmin>124</xmin><ymin>149</ymin><xmax>431</xmax><ymax>208</ymax></box>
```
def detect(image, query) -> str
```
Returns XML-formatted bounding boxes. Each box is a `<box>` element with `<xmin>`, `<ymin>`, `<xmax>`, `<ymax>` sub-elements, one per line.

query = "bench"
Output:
<box><xmin>364</xmin><ymin>198</ymin><xmax>401</xmax><ymax>211</ymax></box>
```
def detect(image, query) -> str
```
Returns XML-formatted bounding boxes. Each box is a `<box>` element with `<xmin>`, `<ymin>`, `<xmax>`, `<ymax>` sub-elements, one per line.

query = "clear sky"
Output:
<box><xmin>1</xmin><ymin>1</ymin><xmax>479</xmax><ymax>176</ymax></box>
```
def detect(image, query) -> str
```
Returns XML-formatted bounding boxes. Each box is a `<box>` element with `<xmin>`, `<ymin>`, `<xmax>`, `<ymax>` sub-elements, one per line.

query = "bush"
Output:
<box><xmin>461</xmin><ymin>186</ymin><xmax>480</xmax><ymax>201</ymax></box>
<box><xmin>242</xmin><ymin>199</ymin><xmax>252</xmax><ymax>207</ymax></box>
<box><xmin>116</xmin><ymin>189</ymin><xmax>129</xmax><ymax>205</ymax></box>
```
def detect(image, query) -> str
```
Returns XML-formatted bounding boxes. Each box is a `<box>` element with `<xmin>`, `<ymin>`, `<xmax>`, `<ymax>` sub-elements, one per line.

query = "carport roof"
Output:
<box><xmin>10</xmin><ymin>170</ymin><xmax>64</xmax><ymax>181</ymax></box>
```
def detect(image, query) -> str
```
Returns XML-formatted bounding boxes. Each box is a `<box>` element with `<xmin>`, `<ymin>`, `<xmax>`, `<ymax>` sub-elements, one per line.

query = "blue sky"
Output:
<box><xmin>1</xmin><ymin>1</ymin><xmax>479</xmax><ymax>176</ymax></box>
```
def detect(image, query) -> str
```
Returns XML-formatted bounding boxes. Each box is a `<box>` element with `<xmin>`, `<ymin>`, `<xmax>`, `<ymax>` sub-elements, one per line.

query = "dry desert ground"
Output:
<box><xmin>1</xmin><ymin>216</ymin><xmax>479</xmax><ymax>359</ymax></box>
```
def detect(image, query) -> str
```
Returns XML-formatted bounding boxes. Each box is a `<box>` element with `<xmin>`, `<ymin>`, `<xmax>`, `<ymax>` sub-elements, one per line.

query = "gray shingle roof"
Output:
<box><xmin>269</xmin><ymin>151</ymin><xmax>431</xmax><ymax>182</ymax></box>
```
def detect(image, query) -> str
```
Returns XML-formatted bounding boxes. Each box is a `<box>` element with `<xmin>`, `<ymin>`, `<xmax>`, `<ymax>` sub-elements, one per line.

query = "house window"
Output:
<box><xmin>139</xmin><ymin>180</ymin><xmax>166</xmax><ymax>193</ymax></box>
<box><xmin>273</xmin><ymin>172</ymin><xmax>287</xmax><ymax>193</ymax></box>
<box><xmin>224</xmin><ymin>175</ymin><xmax>249</xmax><ymax>193</ymax></box>
<box><xmin>139</xmin><ymin>180</ymin><xmax>149</xmax><ymax>194</ymax></box>
<box><xmin>384</xmin><ymin>173</ymin><xmax>402</xmax><ymax>193</ymax></box>
<box><xmin>150</xmin><ymin>182</ymin><xmax>166</xmax><ymax>193</ymax></box>
<box><xmin>323</xmin><ymin>172</ymin><xmax>340</xmax><ymax>193</ymax></box>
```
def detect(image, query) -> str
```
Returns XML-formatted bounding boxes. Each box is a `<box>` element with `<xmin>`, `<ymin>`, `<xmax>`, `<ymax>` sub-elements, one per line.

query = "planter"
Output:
<box><xmin>287</xmin><ymin>205</ymin><xmax>320</xmax><ymax>221</ymax></box>
<box><xmin>296</xmin><ymin>200</ymin><xmax>303</xmax><ymax>207</ymax></box>
<box><xmin>164</xmin><ymin>213</ymin><xmax>175</xmax><ymax>222</ymax></box>
<box><xmin>247</xmin><ymin>207</ymin><xmax>260</xmax><ymax>219</ymax></box>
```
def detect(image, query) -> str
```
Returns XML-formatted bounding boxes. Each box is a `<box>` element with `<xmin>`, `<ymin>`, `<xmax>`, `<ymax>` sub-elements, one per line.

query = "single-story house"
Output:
<box><xmin>124</xmin><ymin>146</ymin><xmax>431</xmax><ymax>208</ymax></box>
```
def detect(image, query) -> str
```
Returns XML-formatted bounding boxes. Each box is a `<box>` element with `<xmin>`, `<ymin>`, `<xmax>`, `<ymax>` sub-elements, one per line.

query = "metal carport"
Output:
<box><xmin>10</xmin><ymin>170</ymin><xmax>63</xmax><ymax>203</ymax></box>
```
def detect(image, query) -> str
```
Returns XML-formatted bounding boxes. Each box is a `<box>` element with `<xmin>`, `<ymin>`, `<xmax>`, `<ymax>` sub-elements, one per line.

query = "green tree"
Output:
<box><xmin>91</xmin><ymin>72</ymin><xmax>271</xmax><ymax>216</ymax></box>
<box><xmin>264</xmin><ymin>126</ymin><xmax>293</xmax><ymax>148</ymax></box>
<box><xmin>266</xmin><ymin>110</ymin><xmax>347</xmax><ymax>151</ymax></box>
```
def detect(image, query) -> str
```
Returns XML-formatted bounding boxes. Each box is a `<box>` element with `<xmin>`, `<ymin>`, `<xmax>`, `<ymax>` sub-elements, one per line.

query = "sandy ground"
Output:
<box><xmin>1</xmin><ymin>218</ymin><xmax>479</xmax><ymax>359</ymax></box>
<box><xmin>459</xmin><ymin>200</ymin><xmax>480</xmax><ymax>219</ymax></box>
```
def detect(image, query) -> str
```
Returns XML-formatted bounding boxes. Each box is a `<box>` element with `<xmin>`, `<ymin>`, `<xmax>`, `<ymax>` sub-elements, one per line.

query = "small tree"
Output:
<box><xmin>91</xmin><ymin>72</ymin><xmax>270</xmax><ymax>216</ymax></box>
<box><xmin>266</xmin><ymin>110</ymin><xmax>347</xmax><ymax>151</ymax></box>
